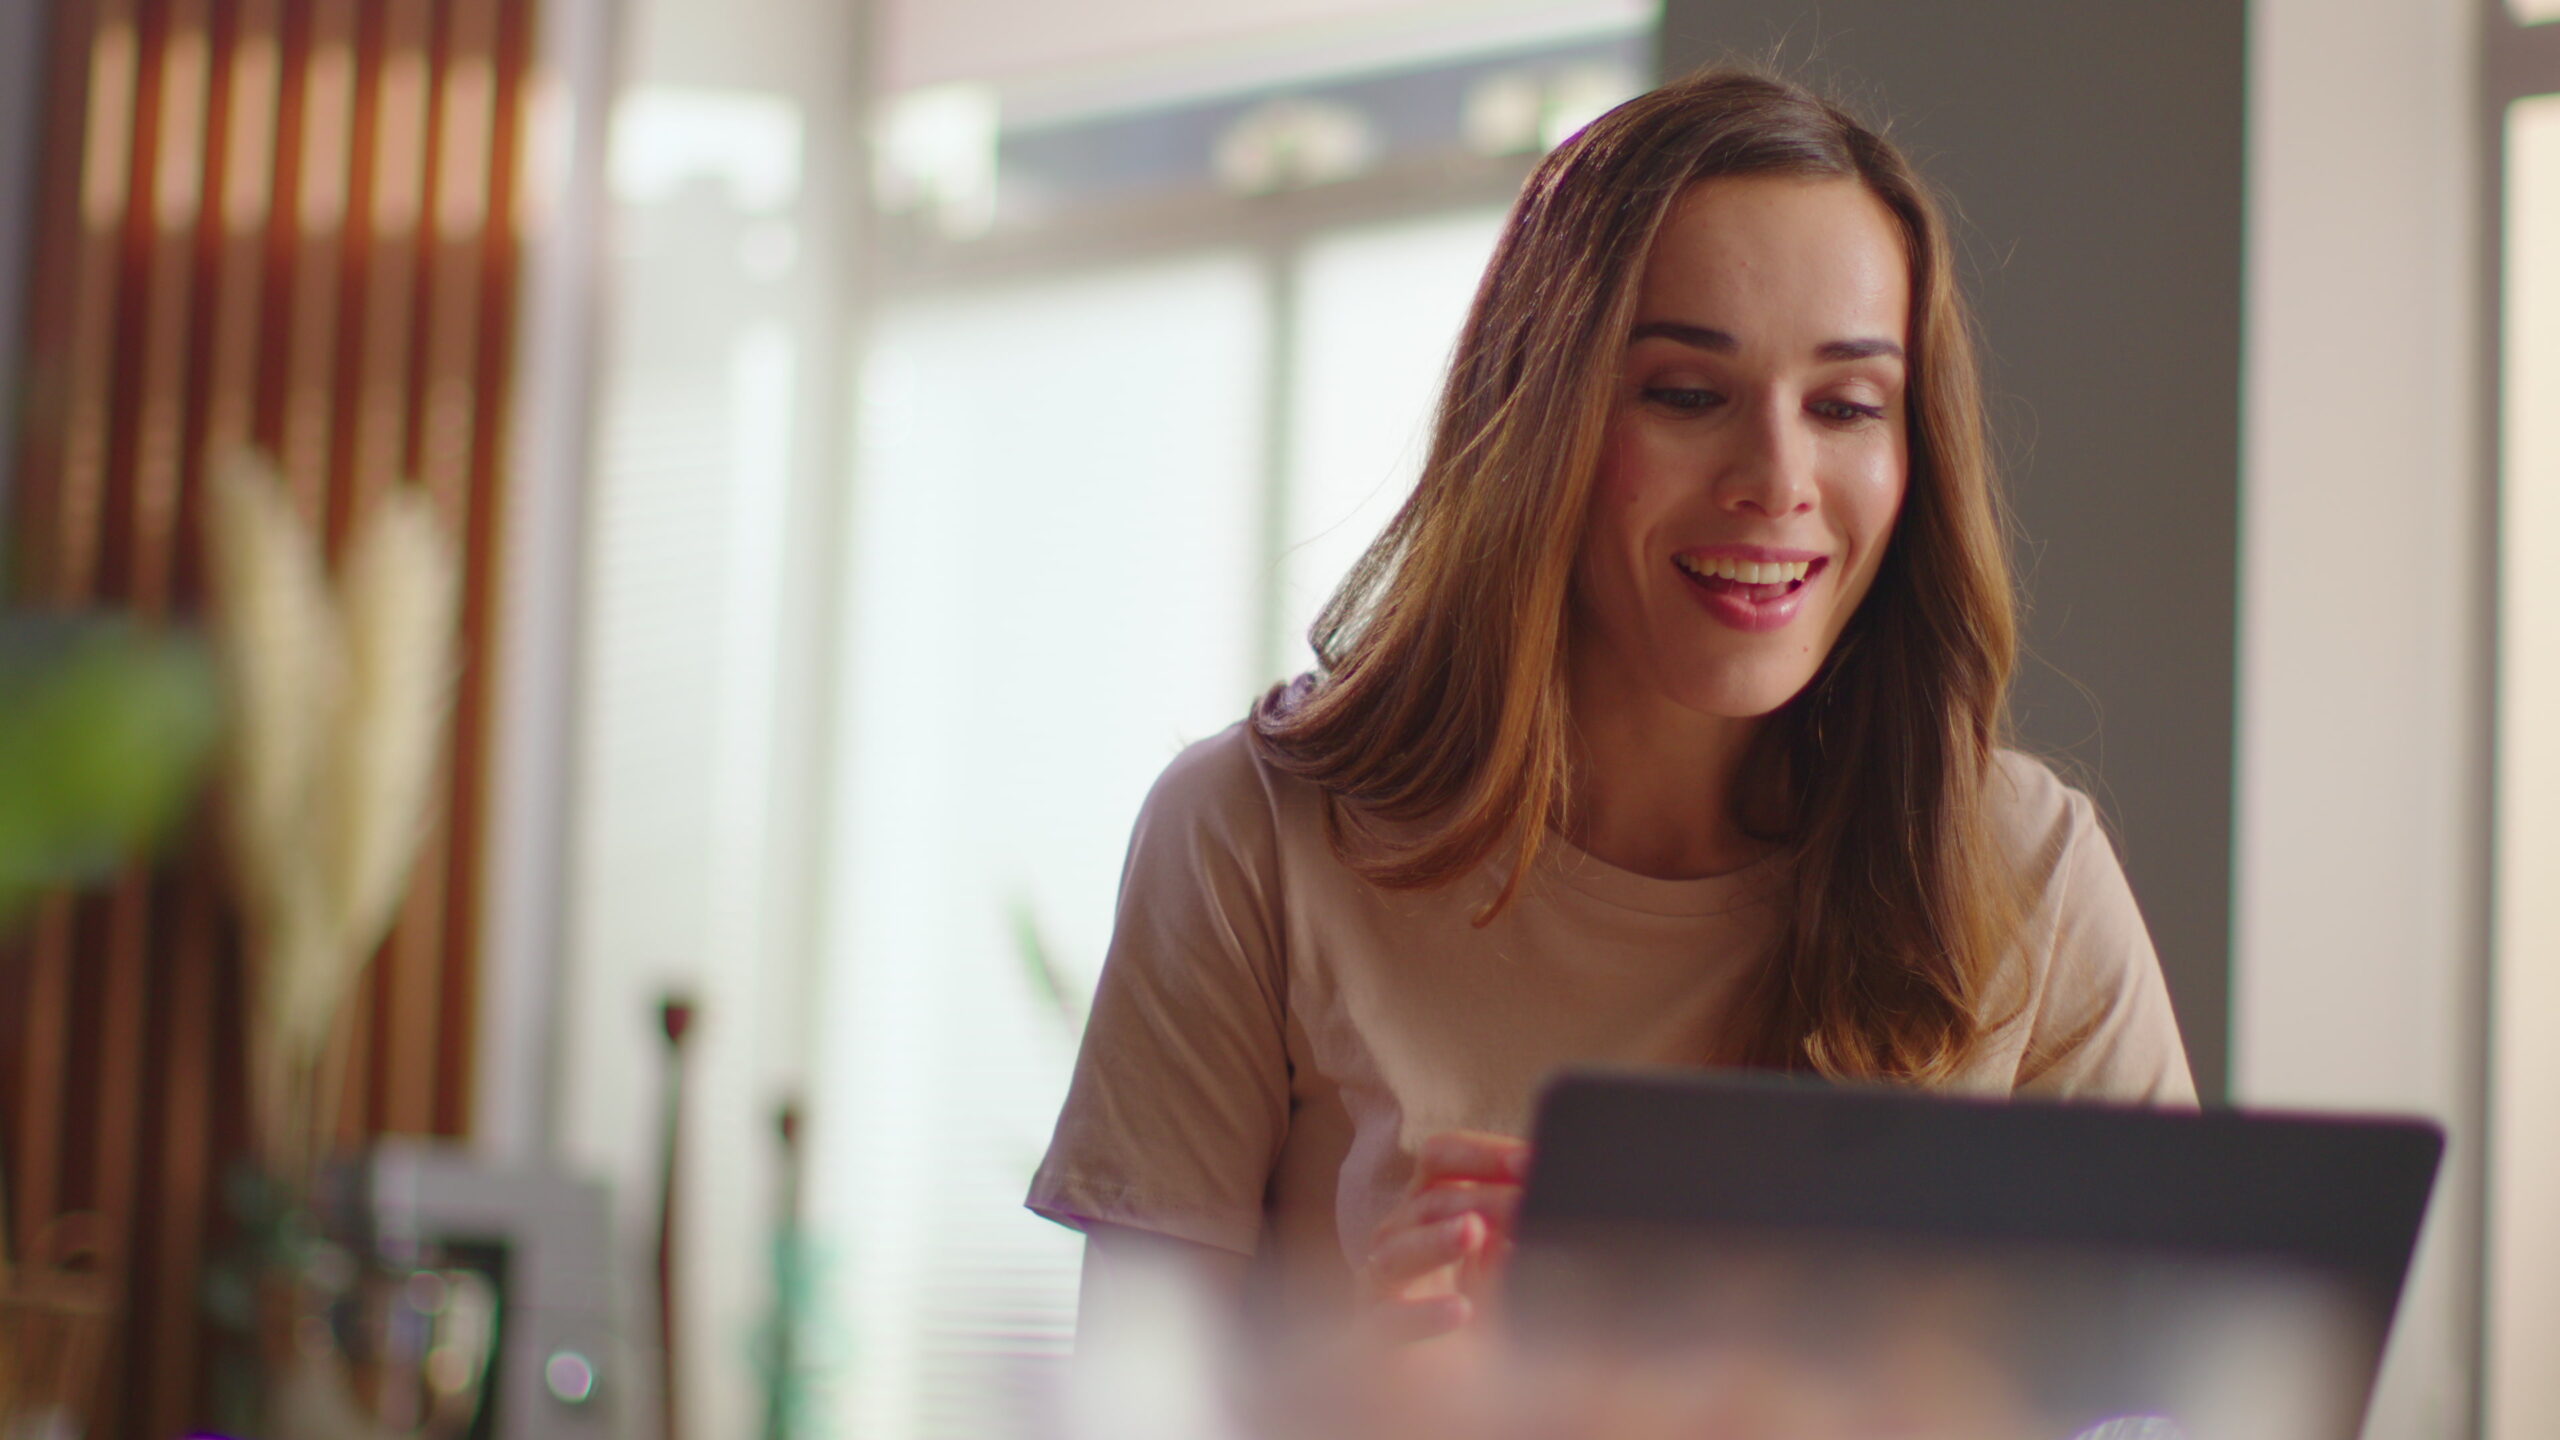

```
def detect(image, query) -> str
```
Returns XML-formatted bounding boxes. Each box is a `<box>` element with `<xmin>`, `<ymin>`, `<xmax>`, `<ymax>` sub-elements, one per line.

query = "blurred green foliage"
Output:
<box><xmin>0</xmin><ymin>613</ymin><xmax>220</xmax><ymax>928</ymax></box>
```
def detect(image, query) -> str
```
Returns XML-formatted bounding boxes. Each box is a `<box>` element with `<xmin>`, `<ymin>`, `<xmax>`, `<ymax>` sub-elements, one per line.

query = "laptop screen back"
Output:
<box><xmin>1507</xmin><ymin>1070</ymin><xmax>2442</xmax><ymax>1440</ymax></box>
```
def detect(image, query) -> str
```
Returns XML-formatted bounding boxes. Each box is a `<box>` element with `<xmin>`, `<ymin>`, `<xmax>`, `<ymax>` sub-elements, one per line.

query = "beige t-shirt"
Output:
<box><xmin>1027</xmin><ymin>721</ymin><xmax>2194</xmax><ymax>1312</ymax></box>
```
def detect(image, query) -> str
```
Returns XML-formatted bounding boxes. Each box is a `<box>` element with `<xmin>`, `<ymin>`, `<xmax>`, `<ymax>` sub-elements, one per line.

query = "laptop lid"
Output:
<box><xmin>1507</xmin><ymin>1068</ymin><xmax>2443</xmax><ymax>1440</ymax></box>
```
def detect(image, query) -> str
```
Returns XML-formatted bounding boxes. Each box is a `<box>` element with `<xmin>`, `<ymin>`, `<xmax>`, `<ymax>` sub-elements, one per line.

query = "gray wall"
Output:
<box><xmin>0</xmin><ymin>0</ymin><xmax>50</xmax><ymax>537</ymax></box>
<box><xmin>1659</xmin><ymin>3</ymin><xmax>2244</xmax><ymax>1098</ymax></box>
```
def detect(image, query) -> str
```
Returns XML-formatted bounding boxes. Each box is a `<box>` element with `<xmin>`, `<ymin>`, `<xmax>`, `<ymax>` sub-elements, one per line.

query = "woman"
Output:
<box><xmin>1027</xmin><ymin>68</ymin><xmax>2193</xmax><ymax>1343</ymax></box>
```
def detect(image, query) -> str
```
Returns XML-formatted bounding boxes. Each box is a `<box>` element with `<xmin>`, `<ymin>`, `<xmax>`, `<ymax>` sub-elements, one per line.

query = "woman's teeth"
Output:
<box><xmin>1676</xmin><ymin>555</ymin><xmax>1813</xmax><ymax>585</ymax></box>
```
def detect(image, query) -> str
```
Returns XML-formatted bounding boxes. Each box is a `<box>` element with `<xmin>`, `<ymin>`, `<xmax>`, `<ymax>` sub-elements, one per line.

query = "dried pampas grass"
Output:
<box><xmin>204</xmin><ymin>450</ymin><xmax>341</xmax><ymax>931</ymax></box>
<box><xmin>326</xmin><ymin>486</ymin><xmax>460</xmax><ymax>993</ymax></box>
<box><xmin>203</xmin><ymin>448</ymin><xmax>459</xmax><ymax>1177</ymax></box>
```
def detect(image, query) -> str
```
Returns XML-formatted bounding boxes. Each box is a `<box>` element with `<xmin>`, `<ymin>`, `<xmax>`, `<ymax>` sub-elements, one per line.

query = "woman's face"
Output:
<box><xmin>1572</xmin><ymin>175</ymin><xmax>1912</xmax><ymax>722</ymax></box>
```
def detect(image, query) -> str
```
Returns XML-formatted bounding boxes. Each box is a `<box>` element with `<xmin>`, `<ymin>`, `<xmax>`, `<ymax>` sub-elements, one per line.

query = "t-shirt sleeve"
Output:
<box><xmin>1024</xmin><ymin>728</ymin><xmax>1292</xmax><ymax>1257</ymax></box>
<box><xmin>2000</xmin><ymin>758</ymin><xmax>2199</xmax><ymax>1106</ymax></box>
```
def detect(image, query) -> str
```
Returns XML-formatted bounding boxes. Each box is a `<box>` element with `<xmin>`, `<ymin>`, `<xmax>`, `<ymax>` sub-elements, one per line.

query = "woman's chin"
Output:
<box><xmin>1661</xmin><ymin>665</ymin><xmax>1824</xmax><ymax>724</ymax></box>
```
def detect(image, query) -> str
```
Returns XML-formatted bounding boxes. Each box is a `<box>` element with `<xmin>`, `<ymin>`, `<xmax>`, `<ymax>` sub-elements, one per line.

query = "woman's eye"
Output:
<box><xmin>1642</xmin><ymin>386</ymin><xmax>1723</xmax><ymax>413</ymax></box>
<box><xmin>1811</xmin><ymin>398</ymin><xmax>1887</xmax><ymax>424</ymax></box>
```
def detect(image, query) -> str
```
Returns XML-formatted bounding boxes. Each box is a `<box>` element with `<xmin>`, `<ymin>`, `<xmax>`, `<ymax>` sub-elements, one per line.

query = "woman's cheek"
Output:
<box><xmin>1831</xmin><ymin>449</ymin><xmax>1906</xmax><ymax>547</ymax></box>
<box><xmin>1591</xmin><ymin>429</ymin><xmax>1647</xmax><ymax>511</ymax></box>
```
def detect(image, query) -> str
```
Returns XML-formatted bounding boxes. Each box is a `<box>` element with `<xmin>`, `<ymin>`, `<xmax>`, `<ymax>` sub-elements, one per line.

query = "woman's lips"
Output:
<box><xmin>1673</xmin><ymin>554</ymin><xmax>1827</xmax><ymax>634</ymax></box>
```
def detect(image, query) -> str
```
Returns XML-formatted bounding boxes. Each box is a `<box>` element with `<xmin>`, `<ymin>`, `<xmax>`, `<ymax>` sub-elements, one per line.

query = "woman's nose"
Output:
<box><xmin>1713</xmin><ymin>398</ymin><xmax>1818</xmax><ymax>517</ymax></box>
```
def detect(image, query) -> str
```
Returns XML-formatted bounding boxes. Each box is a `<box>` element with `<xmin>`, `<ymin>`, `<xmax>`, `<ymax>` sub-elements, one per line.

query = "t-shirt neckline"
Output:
<box><xmin>1532</xmin><ymin>824</ymin><xmax>1788</xmax><ymax>918</ymax></box>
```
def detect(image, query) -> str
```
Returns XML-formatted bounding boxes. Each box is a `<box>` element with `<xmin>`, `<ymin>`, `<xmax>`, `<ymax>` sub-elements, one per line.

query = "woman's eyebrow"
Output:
<box><xmin>1629</xmin><ymin>320</ymin><xmax>1736</xmax><ymax>351</ymax></box>
<box><xmin>1816</xmin><ymin>337</ymin><xmax>1905</xmax><ymax>362</ymax></box>
<box><xmin>1629</xmin><ymin>322</ymin><xmax>1905</xmax><ymax>364</ymax></box>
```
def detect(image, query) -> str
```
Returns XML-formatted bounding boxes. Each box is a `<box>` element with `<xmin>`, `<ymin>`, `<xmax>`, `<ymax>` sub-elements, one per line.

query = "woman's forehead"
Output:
<box><xmin>1631</xmin><ymin>176</ymin><xmax>1910</xmax><ymax>352</ymax></box>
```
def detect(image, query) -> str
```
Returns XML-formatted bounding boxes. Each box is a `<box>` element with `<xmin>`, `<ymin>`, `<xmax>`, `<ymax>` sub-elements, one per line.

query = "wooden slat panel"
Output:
<box><xmin>437</xmin><ymin>0</ymin><xmax>533</xmax><ymax>1143</ymax></box>
<box><xmin>128</xmin><ymin>0</ymin><xmax>208</xmax><ymax>614</ymax></box>
<box><xmin>7</xmin><ymin>0</ymin><xmax>88</xmax><ymax>604</ymax></box>
<box><xmin>380</xmin><ymin>799</ymin><xmax>452</xmax><ymax>1133</ymax></box>
<box><xmin>359</xmin><ymin>0</ymin><xmax>444</xmax><ymax>1139</ymax></box>
<box><xmin>88</xmin><ymin>878</ymin><xmax>147</xmax><ymax>1440</ymax></box>
<box><xmin>197</xmin><ymin>0</ymin><xmax>278</xmax><ymax>474</ymax></box>
<box><xmin>51</xmin><ymin>0</ymin><xmax>137</xmax><ymax>604</ymax></box>
<box><xmin>4</xmin><ymin>0</ymin><xmax>96</xmax><ymax>1262</ymax></box>
<box><xmin>277</xmin><ymin>0</ymin><xmax>352</xmax><ymax>527</ymax></box>
<box><xmin>59</xmin><ymin>898</ymin><xmax>109</xmax><ymax>1212</ymax></box>
<box><xmin>138</xmin><ymin>0</ymin><xmax>252</xmax><ymax>1426</ymax></box>
<box><xmin>336</xmin><ymin>0</ymin><xmax>389</xmax><ymax>1140</ymax></box>
<box><xmin>402</xmin><ymin>0</ymin><xmax>502</xmax><ymax>1143</ymax></box>
<box><xmin>413</xmin><ymin>0</ymin><xmax>496</xmax><ymax>502</ymax></box>
<box><xmin>91</xmin><ymin>12</ymin><xmax>208</xmax><ymax>1437</ymax></box>
<box><xmin>143</xmin><ymin>865</ymin><xmax>220</xmax><ymax>1440</ymax></box>
<box><xmin>347</xmin><ymin>0</ymin><xmax>430</xmax><ymax>515</ymax></box>
<box><xmin>11</xmin><ymin>897</ymin><xmax>75</xmax><ymax>1262</ymax></box>
<box><xmin>248</xmin><ymin>0</ymin><xmax>307</xmax><ymax>462</ymax></box>
<box><xmin>421</xmin><ymin>0</ymin><xmax>500</xmax><ymax>1140</ymax></box>
<box><xmin>40</xmin><ymin>7</ymin><xmax>141</xmax><ymax>1367</ymax></box>
<box><xmin>3</xmin><ymin>0</ymin><xmax>541</xmax><ymax>1428</ymax></box>
<box><xmin>10</xmin><ymin>0</ymin><xmax>131</xmax><ymax>1276</ymax></box>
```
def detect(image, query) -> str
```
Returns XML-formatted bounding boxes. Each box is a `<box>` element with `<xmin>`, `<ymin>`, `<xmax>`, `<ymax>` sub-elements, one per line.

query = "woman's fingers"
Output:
<box><xmin>1403</xmin><ymin>1179</ymin><xmax>1521</xmax><ymax>1233</ymax></box>
<box><xmin>1367</xmin><ymin>1212</ymin><xmax>1484</xmax><ymax>1296</ymax></box>
<box><xmin>1365</xmin><ymin>1291</ymin><xmax>1472</xmax><ymax>1345</ymax></box>
<box><xmin>1346</xmin><ymin>1132</ymin><xmax>1531</xmax><ymax>1348</ymax></box>
<box><xmin>1365</xmin><ymin>1184</ymin><xmax>1515</xmax><ymax>1277</ymax></box>
<box><xmin>1414</xmin><ymin>1130</ymin><xmax>1531</xmax><ymax>1188</ymax></box>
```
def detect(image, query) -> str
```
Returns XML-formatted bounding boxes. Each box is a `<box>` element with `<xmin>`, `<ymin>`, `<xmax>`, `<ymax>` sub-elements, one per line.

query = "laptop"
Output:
<box><xmin>1507</xmin><ymin>1068</ymin><xmax>2443</xmax><ymax>1440</ymax></box>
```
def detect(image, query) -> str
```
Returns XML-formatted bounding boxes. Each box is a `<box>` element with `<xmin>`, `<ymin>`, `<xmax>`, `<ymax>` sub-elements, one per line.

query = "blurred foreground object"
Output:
<box><xmin>1057</xmin><ymin>1066</ymin><xmax>2437</xmax><ymax>1440</ymax></box>
<box><xmin>0</xmin><ymin>1215</ymin><xmax>117</xmax><ymax>1440</ymax></box>
<box><xmin>1056</xmin><ymin>1246</ymin><xmax>2233</xmax><ymax>1440</ymax></box>
<box><xmin>0</xmin><ymin>611</ymin><xmax>214</xmax><ymax>1435</ymax></box>
<box><xmin>0</xmin><ymin>613</ymin><xmax>218</xmax><ymax>929</ymax></box>
<box><xmin>1066</xmin><ymin>1251</ymin><xmax>2326</xmax><ymax>1440</ymax></box>
<box><xmin>1063</xmin><ymin>1239</ymin><xmax>1237</xmax><ymax>1440</ymax></box>
<box><xmin>201</xmin><ymin>445</ymin><xmax>461</xmax><ymax>1181</ymax></box>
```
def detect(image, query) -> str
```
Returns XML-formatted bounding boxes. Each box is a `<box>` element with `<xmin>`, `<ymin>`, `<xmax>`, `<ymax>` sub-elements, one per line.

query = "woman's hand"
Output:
<box><xmin>1358</xmin><ymin>1130</ymin><xmax>1531</xmax><ymax>1342</ymax></box>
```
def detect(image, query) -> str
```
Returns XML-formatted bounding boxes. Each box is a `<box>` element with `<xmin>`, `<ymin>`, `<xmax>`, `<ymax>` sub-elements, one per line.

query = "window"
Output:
<box><xmin>802</xmin><ymin>26</ymin><xmax>1644</xmax><ymax>1440</ymax></box>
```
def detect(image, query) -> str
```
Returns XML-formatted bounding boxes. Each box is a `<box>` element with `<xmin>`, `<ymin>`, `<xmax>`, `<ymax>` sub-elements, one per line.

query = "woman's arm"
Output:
<box><xmin>1027</xmin><ymin>731</ymin><xmax>1294</xmax><ymax>1258</ymax></box>
<box><xmin>1997</xmin><ymin>757</ymin><xmax>2196</xmax><ymax>1105</ymax></box>
<box><xmin>1077</xmin><ymin>1221</ymin><xmax>1252</xmax><ymax>1345</ymax></box>
<box><xmin>1077</xmin><ymin>1130</ymin><xmax>1530</xmax><ymax>1352</ymax></box>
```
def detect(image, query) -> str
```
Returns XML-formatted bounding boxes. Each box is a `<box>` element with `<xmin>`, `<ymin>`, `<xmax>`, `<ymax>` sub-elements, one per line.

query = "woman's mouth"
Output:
<box><xmin>1672</xmin><ymin>552</ymin><xmax>1827</xmax><ymax>633</ymax></box>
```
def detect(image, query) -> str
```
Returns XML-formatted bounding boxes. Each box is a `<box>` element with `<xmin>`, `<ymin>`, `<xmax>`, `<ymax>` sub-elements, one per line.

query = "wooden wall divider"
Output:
<box><xmin>1</xmin><ymin>1</ymin><xmax>537</xmax><ymax>1433</ymax></box>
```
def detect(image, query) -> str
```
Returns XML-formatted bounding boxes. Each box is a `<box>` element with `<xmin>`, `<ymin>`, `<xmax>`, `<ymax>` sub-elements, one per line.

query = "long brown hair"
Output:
<box><xmin>1249</xmin><ymin>68</ymin><xmax>2023</xmax><ymax>1082</ymax></box>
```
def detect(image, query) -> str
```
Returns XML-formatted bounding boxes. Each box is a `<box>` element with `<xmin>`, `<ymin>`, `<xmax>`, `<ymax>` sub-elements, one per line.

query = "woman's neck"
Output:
<box><xmin>1561</xmin><ymin>641</ymin><xmax>1771</xmax><ymax>881</ymax></box>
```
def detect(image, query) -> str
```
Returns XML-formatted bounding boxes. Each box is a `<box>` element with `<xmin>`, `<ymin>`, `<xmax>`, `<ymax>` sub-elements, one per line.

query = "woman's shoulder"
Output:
<box><xmin>1115</xmin><ymin>718</ymin><xmax>1342</xmax><ymax>976</ymax></box>
<box><xmin>1146</xmin><ymin>673</ymin><xmax>1342</xmax><ymax>819</ymax></box>
<box><xmin>1981</xmin><ymin>746</ymin><xmax>2105</xmax><ymax>889</ymax></box>
<box><xmin>1977</xmin><ymin>750</ymin><xmax>2197</xmax><ymax>1103</ymax></box>
<box><xmin>1140</xmin><ymin>721</ymin><xmax>1272</xmax><ymax>837</ymax></box>
<box><xmin>1134</xmin><ymin>713</ymin><xmax>1326</xmax><ymax>864</ymax></box>
<box><xmin>1150</xmin><ymin>718</ymin><xmax>1262</xmax><ymax>800</ymax></box>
